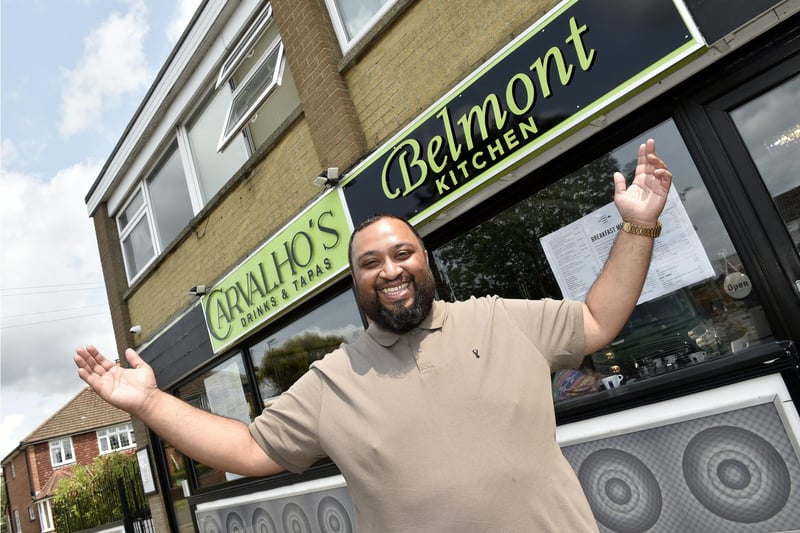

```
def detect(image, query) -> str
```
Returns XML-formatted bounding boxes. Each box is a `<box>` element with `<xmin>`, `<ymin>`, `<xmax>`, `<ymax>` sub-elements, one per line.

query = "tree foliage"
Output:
<box><xmin>52</xmin><ymin>451</ymin><xmax>149</xmax><ymax>532</ymax></box>
<box><xmin>256</xmin><ymin>332</ymin><xmax>345</xmax><ymax>395</ymax></box>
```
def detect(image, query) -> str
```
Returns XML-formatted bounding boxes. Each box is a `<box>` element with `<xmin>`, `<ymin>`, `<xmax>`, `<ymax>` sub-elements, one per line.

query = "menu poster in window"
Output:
<box><xmin>540</xmin><ymin>187</ymin><xmax>714</xmax><ymax>304</ymax></box>
<box><xmin>204</xmin><ymin>362</ymin><xmax>251</xmax><ymax>424</ymax></box>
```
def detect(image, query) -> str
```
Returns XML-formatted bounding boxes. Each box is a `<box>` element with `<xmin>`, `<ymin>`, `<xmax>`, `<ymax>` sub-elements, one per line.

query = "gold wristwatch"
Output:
<box><xmin>621</xmin><ymin>220</ymin><xmax>662</xmax><ymax>238</ymax></box>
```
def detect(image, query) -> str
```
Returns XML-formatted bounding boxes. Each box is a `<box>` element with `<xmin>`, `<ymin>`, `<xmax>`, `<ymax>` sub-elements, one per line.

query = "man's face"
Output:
<box><xmin>350</xmin><ymin>217</ymin><xmax>435</xmax><ymax>333</ymax></box>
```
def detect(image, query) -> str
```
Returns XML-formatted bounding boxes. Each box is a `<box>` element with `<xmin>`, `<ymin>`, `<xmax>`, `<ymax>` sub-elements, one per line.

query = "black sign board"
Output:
<box><xmin>341</xmin><ymin>0</ymin><xmax>701</xmax><ymax>226</ymax></box>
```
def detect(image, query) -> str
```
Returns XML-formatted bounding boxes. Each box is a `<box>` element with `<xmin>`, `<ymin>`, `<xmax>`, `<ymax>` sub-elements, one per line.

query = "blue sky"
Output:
<box><xmin>1</xmin><ymin>0</ymin><xmax>200</xmax><ymax>459</ymax></box>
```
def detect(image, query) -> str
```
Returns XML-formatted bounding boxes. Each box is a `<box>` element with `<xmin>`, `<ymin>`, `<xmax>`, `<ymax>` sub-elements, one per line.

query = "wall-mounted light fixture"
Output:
<box><xmin>188</xmin><ymin>285</ymin><xmax>207</xmax><ymax>296</ymax></box>
<box><xmin>313</xmin><ymin>167</ymin><xmax>340</xmax><ymax>188</ymax></box>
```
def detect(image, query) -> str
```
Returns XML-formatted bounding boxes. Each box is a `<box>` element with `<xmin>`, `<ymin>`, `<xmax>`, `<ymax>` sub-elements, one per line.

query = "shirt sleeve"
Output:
<box><xmin>501</xmin><ymin>297</ymin><xmax>585</xmax><ymax>371</ymax></box>
<box><xmin>248</xmin><ymin>367</ymin><xmax>327</xmax><ymax>474</ymax></box>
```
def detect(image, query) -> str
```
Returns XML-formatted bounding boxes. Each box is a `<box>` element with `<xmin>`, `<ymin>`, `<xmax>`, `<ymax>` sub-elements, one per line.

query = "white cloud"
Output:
<box><xmin>165</xmin><ymin>0</ymin><xmax>202</xmax><ymax>44</ymax></box>
<box><xmin>59</xmin><ymin>0</ymin><xmax>152</xmax><ymax>137</ymax></box>
<box><xmin>0</xmin><ymin>161</ymin><xmax>117</xmax><ymax>458</ymax></box>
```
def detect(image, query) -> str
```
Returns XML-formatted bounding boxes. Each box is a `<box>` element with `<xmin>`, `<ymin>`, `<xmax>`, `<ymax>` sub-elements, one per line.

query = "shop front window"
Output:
<box><xmin>249</xmin><ymin>290</ymin><xmax>363</xmax><ymax>405</ymax></box>
<box><xmin>174</xmin><ymin>353</ymin><xmax>258</xmax><ymax>489</ymax></box>
<box><xmin>432</xmin><ymin>119</ymin><xmax>773</xmax><ymax>403</ymax></box>
<box><xmin>730</xmin><ymin>73</ymin><xmax>800</xmax><ymax>253</ymax></box>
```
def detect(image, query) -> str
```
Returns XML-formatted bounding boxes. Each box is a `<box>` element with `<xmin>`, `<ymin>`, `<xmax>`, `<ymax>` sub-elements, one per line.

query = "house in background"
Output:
<box><xmin>2</xmin><ymin>387</ymin><xmax>135</xmax><ymax>533</ymax></box>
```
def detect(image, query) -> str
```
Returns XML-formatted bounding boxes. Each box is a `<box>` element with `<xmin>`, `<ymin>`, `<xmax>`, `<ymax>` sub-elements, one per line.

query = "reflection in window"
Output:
<box><xmin>175</xmin><ymin>353</ymin><xmax>257</xmax><ymax>488</ymax></box>
<box><xmin>730</xmin><ymin>73</ymin><xmax>800</xmax><ymax>253</ymax></box>
<box><xmin>250</xmin><ymin>290</ymin><xmax>363</xmax><ymax>404</ymax></box>
<box><xmin>432</xmin><ymin>120</ymin><xmax>773</xmax><ymax>403</ymax></box>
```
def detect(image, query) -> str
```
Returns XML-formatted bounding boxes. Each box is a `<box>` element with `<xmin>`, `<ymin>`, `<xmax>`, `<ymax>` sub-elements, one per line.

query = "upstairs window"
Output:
<box><xmin>117</xmin><ymin>142</ymin><xmax>194</xmax><ymax>282</ymax></box>
<box><xmin>48</xmin><ymin>438</ymin><xmax>75</xmax><ymax>467</ymax></box>
<box><xmin>217</xmin><ymin>3</ymin><xmax>299</xmax><ymax>152</ymax></box>
<box><xmin>115</xmin><ymin>2</ymin><xmax>300</xmax><ymax>283</ymax></box>
<box><xmin>325</xmin><ymin>0</ymin><xmax>399</xmax><ymax>50</ymax></box>
<box><xmin>97</xmin><ymin>423</ymin><xmax>136</xmax><ymax>454</ymax></box>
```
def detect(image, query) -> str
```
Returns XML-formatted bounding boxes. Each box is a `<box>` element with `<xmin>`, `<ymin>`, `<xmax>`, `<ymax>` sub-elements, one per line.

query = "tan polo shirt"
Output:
<box><xmin>250</xmin><ymin>296</ymin><xmax>599</xmax><ymax>532</ymax></box>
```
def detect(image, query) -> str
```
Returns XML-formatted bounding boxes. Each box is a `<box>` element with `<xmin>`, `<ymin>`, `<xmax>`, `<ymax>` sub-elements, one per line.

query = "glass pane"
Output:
<box><xmin>147</xmin><ymin>144</ymin><xmax>194</xmax><ymax>248</ymax></box>
<box><xmin>730</xmin><ymin>74</ymin><xmax>800</xmax><ymax>253</ymax></box>
<box><xmin>186</xmin><ymin>87</ymin><xmax>248</xmax><ymax>202</ymax></box>
<box><xmin>249</xmin><ymin>290</ymin><xmax>364</xmax><ymax>404</ymax></box>
<box><xmin>222</xmin><ymin>43</ymin><xmax>282</xmax><ymax>147</ymax></box>
<box><xmin>175</xmin><ymin>353</ymin><xmax>258</xmax><ymax>488</ymax></box>
<box><xmin>122</xmin><ymin>216</ymin><xmax>155</xmax><ymax>278</ymax></box>
<box><xmin>432</xmin><ymin>120</ymin><xmax>774</xmax><ymax>403</ymax></box>
<box><xmin>118</xmin><ymin>188</ymin><xmax>144</xmax><ymax>232</ymax></box>
<box><xmin>246</xmin><ymin>61</ymin><xmax>301</xmax><ymax>150</ymax></box>
<box><xmin>333</xmin><ymin>0</ymin><xmax>391</xmax><ymax>41</ymax></box>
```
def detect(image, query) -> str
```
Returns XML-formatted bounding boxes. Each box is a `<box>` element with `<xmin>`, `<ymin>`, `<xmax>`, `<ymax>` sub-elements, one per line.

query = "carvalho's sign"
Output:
<box><xmin>201</xmin><ymin>191</ymin><xmax>351</xmax><ymax>353</ymax></box>
<box><xmin>341</xmin><ymin>0</ymin><xmax>702</xmax><ymax>225</ymax></box>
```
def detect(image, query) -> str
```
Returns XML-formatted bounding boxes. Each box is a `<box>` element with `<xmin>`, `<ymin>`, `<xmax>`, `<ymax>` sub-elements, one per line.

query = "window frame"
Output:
<box><xmin>324</xmin><ymin>0</ymin><xmax>400</xmax><ymax>52</ymax></box>
<box><xmin>37</xmin><ymin>499</ymin><xmax>55</xmax><ymax>532</ymax></box>
<box><xmin>117</xmin><ymin>184</ymin><xmax>158</xmax><ymax>282</ymax></box>
<box><xmin>48</xmin><ymin>437</ymin><xmax>75</xmax><ymax>468</ymax></box>
<box><xmin>217</xmin><ymin>35</ymin><xmax>285</xmax><ymax>152</ymax></box>
<box><xmin>215</xmin><ymin>4</ymin><xmax>273</xmax><ymax>90</ymax></box>
<box><xmin>96</xmin><ymin>423</ymin><xmax>136</xmax><ymax>454</ymax></box>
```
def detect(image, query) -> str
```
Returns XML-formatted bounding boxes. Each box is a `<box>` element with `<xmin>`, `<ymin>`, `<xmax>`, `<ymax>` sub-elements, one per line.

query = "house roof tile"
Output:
<box><xmin>23</xmin><ymin>387</ymin><xmax>131</xmax><ymax>444</ymax></box>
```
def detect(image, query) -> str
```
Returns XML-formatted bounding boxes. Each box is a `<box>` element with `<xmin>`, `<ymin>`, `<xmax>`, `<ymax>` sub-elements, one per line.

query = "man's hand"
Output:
<box><xmin>74</xmin><ymin>345</ymin><xmax>158</xmax><ymax>417</ymax></box>
<box><xmin>613</xmin><ymin>138</ymin><xmax>672</xmax><ymax>226</ymax></box>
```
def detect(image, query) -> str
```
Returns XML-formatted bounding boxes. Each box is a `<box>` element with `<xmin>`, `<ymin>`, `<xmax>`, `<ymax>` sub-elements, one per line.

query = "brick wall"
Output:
<box><xmin>5</xmin><ymin>452</ymin><xmax>37</xmax><ymax>533</ymax></box>
<box><xmin>345</xmin><ymin>0</ymin><xmax>556</xmax><ymax>149</ymax></box>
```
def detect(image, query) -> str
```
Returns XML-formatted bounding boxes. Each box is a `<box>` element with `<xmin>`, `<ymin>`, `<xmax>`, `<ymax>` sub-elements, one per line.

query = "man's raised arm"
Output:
<box><xmin>582</xmin><ymin>139</ymin><xmax>672</xmax><ymax>354</ymax></box>
<box><xmin>74</xmin><ymin>345</ymin><xmax>285</xmax><ymax>478</ymax></box>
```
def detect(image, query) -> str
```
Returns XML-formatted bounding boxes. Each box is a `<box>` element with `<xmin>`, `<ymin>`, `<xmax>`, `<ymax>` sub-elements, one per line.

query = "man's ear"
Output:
<box><xmin>425</xmin><ymin>249</ymin><xmax>430</xmax><ymax>265</ymax></box>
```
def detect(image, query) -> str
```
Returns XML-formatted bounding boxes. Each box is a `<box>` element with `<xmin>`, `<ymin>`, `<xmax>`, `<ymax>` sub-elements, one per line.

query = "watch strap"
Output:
<box><xmin>621</xmin><ymin>220</ymin><xmax>662</xmax><ymax>238</ymax></box>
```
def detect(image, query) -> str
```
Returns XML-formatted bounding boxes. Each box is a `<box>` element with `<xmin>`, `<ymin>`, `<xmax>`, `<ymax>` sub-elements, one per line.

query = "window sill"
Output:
<box><xmin>555</xmin><ymin>339</ymin><xmax>796</xmax><ymax>425</ymax></box>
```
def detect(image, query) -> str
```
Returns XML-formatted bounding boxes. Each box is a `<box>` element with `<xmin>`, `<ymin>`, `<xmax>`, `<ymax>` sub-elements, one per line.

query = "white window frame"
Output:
<box><xmin>117</xmin><ymin>184</ymin><xmax>158</xmax><ymax>282</ymax></box>
<box><xmin>37</xmin><ymin>499</ymin><xmax>55</xmax><ymax>532</ymax></box>
<box><xmin>14</xmin><ymin>509</ymin><xmax>21</xmax><ymax>533</ymax></box>
<box><xmin>48</xmin><ymin>437</ymin><xmax>75</xmax><ymax>468</ymax></box>
<box><xmin>324</xmin><ymin>0</ymin><xmax>399</xmax><ymax>52</ymax></box>
<box><xmin>96</xmin><ymin>423</ymin><xmax>136</xmax><ymax>454</ymax></box>
<box><xmin>216</xmin><ymin>3</ymin><xmax>273</xmax><ymax>89</ymax></box>
<box><xmin>10</xmin><ymin>462</ymin><xmax>15</xmax><ymax>478</ymax></box>
<box><xmin>217</xmin><ymin>35</ymin><xmax>285</xmax><ymax>152</ymax></box>
<box><xmin>116</xmin><ymin>142</ymin><xmax>202</xmax><ymax>283</ymax></box>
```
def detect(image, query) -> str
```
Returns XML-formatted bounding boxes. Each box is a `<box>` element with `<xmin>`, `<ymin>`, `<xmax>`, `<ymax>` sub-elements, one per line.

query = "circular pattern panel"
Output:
<box><xmin>252</xmin><ymin>508</ymin><xmax>278</xmax><ymax>533</ymax></box>
<box><xmin>317</xmin><ymin>496</ymin><xmax>353</xmax><ymax>533</ymax></box>
<box><xmin>578</xmin><ymin>448</ymin><xmax>662</xmax><ymax>533</ymax></box>
<box><xmin>682</xmin><ymin>426</ymin><xmax>790</xmax><ymax>523</ymax></box>
<box><xmin>282</xmin><ymin>502</ymin><xmax>313</xmax><ymax>533</ymax></box>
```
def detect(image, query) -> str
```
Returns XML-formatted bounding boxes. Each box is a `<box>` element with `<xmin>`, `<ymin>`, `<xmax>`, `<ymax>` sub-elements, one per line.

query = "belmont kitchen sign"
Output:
<box><xmin>201</xmin><ymin>191</ymin><xmax>351</xmax><ymax>353</ymax></box>
<box><xmin>341</xmin><ymin>0</ymin><xmax>703</xmax><ymax>225</ymax></box>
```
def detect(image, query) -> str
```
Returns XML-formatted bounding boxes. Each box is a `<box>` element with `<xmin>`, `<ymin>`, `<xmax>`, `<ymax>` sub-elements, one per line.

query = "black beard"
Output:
<box><xmin>360</xmin><ymin>273</ymin><xmax>435</xmax><ymax>333</ymax></box>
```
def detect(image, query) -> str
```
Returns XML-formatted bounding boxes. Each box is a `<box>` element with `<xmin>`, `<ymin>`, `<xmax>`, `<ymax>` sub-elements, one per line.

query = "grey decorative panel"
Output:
<box><xmin>561</xmin><ymin>402</ymin><xmax>800</xmax><ymax>532</ymax></box>
<box><xmin>195</xmin><ymin>485</ymin><xmax>353</xmax><ymax>533</ymax></box>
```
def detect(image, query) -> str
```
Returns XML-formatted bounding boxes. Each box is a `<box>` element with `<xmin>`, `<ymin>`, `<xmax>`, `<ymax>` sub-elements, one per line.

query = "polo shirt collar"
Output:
<box><xmin>367</xmin><ymin>300</ymin><xmax>447</xmax><ymax>347</ymax></box>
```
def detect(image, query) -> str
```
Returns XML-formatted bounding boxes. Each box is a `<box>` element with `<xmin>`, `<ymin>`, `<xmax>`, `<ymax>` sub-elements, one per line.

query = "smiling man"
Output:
<box><xmin>76</xmin><ymin>140</ymin><xmax>671</xmax><ymax>532</ymax></box>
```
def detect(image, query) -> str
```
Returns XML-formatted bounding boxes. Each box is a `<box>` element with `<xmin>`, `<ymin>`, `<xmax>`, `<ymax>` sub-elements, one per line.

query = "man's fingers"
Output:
<box><xmin>613</xmin><ymin>172</ymin><xmax>627</xmax><ymax>195</ymax></box>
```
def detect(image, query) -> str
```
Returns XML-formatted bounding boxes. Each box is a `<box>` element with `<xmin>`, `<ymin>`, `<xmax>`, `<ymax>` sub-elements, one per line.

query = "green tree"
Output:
<box><xmin>52</xmin><ymin>451</ymin><xmax>149</xmax><ymax>532</ymax></box>
<box><xmin>257</xmin><ymin>332</ymin><xmax>345</xmax><ymax>395</ymax></box>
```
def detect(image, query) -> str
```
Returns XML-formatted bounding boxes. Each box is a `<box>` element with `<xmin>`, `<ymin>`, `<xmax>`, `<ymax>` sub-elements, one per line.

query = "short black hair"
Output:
<box><xmin>348</xmin><ymin>213</ymin><xmax>425</xmax><ymax>270</ymax></box>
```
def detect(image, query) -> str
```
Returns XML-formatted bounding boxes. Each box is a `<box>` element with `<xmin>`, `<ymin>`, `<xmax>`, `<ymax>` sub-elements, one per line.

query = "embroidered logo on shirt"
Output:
<box><xmin>472</xmin><ymin>348</ymin><xmax>480</xmax><ymax>359</ymax></box>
